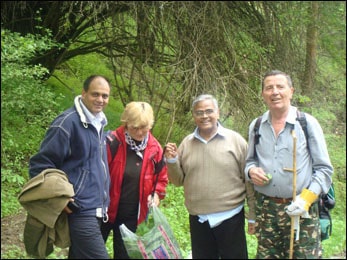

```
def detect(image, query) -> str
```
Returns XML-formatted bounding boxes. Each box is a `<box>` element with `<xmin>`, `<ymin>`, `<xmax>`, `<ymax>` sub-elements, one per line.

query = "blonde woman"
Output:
<box><xmin>101</xmin><ymin>101</ymin><xmax>168</xmax><ymax>259</ymax></box>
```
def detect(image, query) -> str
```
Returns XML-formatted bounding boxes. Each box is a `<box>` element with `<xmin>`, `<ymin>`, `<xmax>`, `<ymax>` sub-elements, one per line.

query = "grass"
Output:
<box><xmin>1</xmin><ymin>181</ymin><xmax>345</xmax><ymax>259</ymax></box>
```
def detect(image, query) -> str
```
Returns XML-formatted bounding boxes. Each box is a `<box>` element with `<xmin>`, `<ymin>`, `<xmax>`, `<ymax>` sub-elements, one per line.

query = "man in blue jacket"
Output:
<box><xmin>29</xmin><ymin>75</ymin><xmax>112</xmax><ymax>259</ymax></box>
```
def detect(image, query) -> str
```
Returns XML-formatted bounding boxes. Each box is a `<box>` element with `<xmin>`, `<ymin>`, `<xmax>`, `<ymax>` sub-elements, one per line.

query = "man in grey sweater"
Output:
<box><xmin>165</xmin><ymin>94</ymin><xmax>256</xmax><ymax>259</ymax></box>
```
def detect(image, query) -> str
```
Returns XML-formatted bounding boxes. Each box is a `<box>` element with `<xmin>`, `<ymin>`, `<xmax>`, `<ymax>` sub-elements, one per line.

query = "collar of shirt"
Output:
<box><xmin>79</xmin><ymin>99</ymin><xmax>107</xmax><ymax>131</ymax></box>
<box><xmin>193</xmin><ymin>122</ymin><xmax>227</xmax><ymax>144</ymax></box>
<box><xmin>263</xmin><ymin>105</ymin><xmax>298</xmax><ymax>126</ymax></box>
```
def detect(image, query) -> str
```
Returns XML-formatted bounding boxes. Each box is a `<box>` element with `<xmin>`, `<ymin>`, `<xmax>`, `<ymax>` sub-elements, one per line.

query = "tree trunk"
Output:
<box><xmin>303</xmin><ymin>1</ymin><xmax>319</xmax><ymax>96</ymax></box>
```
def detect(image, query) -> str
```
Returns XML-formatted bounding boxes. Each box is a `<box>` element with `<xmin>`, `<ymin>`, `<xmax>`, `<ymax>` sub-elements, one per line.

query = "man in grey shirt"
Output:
<box><xmin>245</xmin><ymin>70</ymin><xmax>333</xmax><ymax>259</ymax></box>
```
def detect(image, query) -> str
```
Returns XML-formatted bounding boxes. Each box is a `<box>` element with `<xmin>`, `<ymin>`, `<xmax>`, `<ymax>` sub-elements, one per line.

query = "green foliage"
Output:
<box><xmin>1</xmin><ymin>168</ymin><xmax>26</xmax><ymax>186</ymax></box>
<box><xmin>136</xmin><ymin>213</ymin><xmax>155</xmax><ymax>236</ymax></box>
<box><xmin>322</xmin><ymin>218</ymin><xmax>346</xmax><ymax>258</ymax></box>
<box><xmin>161</xmin><ymin>184</ymin><xmax>191</xmax><ymax>259</ymax></box>
<box><xmin>0</xmin><ymin>245</ymin><xmax>28</xmax><ymax>259</ymax></box>
<box><xmin>1</xmin><ymin>30</ymin><xmax>64</xmax><ymax>218</ymax></box>
<box><xmin>0</xmin><ymin>179</ymin><xmax>22</xmax><ymax>218</ymax></box>
<box><xmin>1</xmin><ymin>29</ymin><xmax>58</xmax><ymax>80</ymax></box>
<box><xmin>293</xmin><ymin>94</ymin><xmax>312</xmax><ymax>105</ymax></box>
<box><xmin>326</xmin><ymin>135</ymin><xmax>346</xmax><ymax>182</ymax></box>
<box><xmin>246</xmin><ymin>222</ymin><xmax>258</xmax><ymax>258</ymax></box>
<box><xmin>310</xmin><ymin>108</ymin><xmax>338</xmax><ymax>135</ymax></box>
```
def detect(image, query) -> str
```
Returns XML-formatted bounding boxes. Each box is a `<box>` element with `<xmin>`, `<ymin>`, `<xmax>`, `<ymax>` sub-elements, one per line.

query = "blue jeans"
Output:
<box><xmin>68</xmin><ymin>215</ymin><xmax>109</xmax><ymax>259</ymax></box>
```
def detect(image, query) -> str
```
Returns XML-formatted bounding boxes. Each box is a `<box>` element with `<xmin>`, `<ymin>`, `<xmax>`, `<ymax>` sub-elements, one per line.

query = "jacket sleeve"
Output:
<box><xmin>305</xmin><ymin>114</ymin><xmax>334</xmax><ymax>195</ymax></box>
<box><xmin>154</xmin><ymin>147</ymin><xmax>168</xmax><ymax>200</ymax></box>
<box><xmin>29</xmin><ymin>127</ymin><xmax>70</xmax><ymax>178</ymax></box>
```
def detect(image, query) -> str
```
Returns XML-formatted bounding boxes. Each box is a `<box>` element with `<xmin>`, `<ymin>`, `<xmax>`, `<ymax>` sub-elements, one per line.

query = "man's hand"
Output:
<box><xmin>286</xmin><ymin>196</ymin><xmax>310</xmax><ymax>217</ymax></box>
<box><xmin>248</xmin><ymin>222</ymin><xmax>256</xmax><ymax>235</ymax></box>
<box><xmin>165</xmin><ymin>143</ymin><xmax>177</xmax><ymax>158</ymax></box>
<box><xmin>286</xmin><ymin>188</ymin><xmax>318</xmax><ymax>218</ymax></box>
<box><xmin>248</xmin><ymin>167</ymin><xmax>271</xmax><ymax>186</ymax></box>
<box><xmin>63</xmin><ymin>198</ymin><xmax>74</xmax><ymax>214</ymax></box>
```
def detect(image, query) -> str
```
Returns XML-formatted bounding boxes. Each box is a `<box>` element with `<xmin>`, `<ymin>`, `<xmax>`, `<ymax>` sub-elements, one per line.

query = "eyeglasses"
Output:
<box><xmin>193</xmin><ymin>109</ymin><xmax>214</xmax><ymax>118</ymax></box>
<box><xmin>128</xmin><ymin>125</ymin><xmax>149</xmax><ymax>131</ymax></box>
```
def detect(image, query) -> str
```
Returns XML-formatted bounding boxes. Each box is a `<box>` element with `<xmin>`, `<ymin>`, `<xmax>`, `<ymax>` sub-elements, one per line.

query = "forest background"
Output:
<box><xmin>1</xmin><ymin>1</ymin><xmax>346</xmax><ymax>259</ymax></box>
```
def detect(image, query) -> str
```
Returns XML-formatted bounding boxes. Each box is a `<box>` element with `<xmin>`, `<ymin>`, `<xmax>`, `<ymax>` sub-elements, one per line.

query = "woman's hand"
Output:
<box><xmin>147</xmin><ymin>192</ymin><xmax>160</xmax><ymax>208</ymax></box>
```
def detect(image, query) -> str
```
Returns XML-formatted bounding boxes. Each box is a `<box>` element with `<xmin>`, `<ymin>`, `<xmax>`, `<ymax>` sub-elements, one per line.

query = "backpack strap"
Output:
<box><xmin>296</xmin><ymin>110</ymin><xmax>310</xmax><ymax>153</ymax></box>
<box><xmin>253</xmin><ymin>116</ymin><xmax>262</xmax><ymax>159</ymax></box>
<box><xmin>253</xmin><ymin>110</ymin><xmax>309</xmax><ymax>158</ymax></box>
<box><xmin>106</xmin><ymin>130</ymin><xmax>120</xmax><ymax>162</ymax></box>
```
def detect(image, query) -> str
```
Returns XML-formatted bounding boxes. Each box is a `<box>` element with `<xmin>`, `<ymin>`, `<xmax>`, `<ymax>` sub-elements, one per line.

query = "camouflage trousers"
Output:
<box><xmin>254</xmin><ymin>193</ymin><xmax>322</xmax><ymax>259</ymax></box>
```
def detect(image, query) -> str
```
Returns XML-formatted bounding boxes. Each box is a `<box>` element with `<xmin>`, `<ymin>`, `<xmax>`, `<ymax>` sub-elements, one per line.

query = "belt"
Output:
<box><xmin>265</xmin><ymin>196</ymin><xmax>292</xmax><ymax>204</ymax></box>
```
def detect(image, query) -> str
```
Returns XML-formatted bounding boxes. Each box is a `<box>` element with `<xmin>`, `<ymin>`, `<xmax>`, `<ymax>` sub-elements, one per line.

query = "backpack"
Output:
<box><xmin>105</xmin><ymin>130</ymin><xmax>166</xmax><ymax>196</ymax></box>
<box><xmin>253</xmin><ymin>110</ymin><xmax>335</xmax><ymax>241</ymax></box>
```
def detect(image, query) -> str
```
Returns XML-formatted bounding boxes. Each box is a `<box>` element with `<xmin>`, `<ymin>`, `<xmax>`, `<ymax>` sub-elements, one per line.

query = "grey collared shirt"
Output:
<box><xmin>245</xmin><ymin>106</ymin><xmax>333</xmax><ymax>198</ymax></box>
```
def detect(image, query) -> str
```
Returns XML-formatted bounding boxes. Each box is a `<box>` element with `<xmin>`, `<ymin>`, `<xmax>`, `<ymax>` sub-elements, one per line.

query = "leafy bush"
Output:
<box><xmin>1</xmin><ymin>29</ymin><xmax>63</xmax><ymax>217</ymax></box>
<box><xmin>161</xmin><ymin>184</ymin><xmax>191</xmax><ymax>258</ymax></box>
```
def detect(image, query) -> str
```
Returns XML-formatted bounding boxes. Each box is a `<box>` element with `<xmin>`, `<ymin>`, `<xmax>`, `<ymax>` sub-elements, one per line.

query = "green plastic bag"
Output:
<box><xmin>120</xmin><ymin>205</ymin><xmax>182</xmax><ymax>259</ymax></box>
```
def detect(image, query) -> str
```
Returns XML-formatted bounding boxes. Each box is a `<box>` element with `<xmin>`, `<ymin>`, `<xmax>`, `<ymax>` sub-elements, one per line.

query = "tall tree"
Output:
<box><xmin>303</xmin><ymin>1</ymin><xmax>319</xmax><ymax>96</ymax></box>
<box><xmin>1</xmin><ymin>1</ymin><xmax>131</xmax><ymax>75</ymax></box>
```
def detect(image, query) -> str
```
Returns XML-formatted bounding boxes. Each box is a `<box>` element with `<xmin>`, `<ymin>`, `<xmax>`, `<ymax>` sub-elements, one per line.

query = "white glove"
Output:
<box><xmin>286</xmin><ymin>189</ymin><xmax>318</xmax><ymax>218</ymax></box>
<box><xmin>286</xmin><ymin>195</ymin><xmax>310</xmax><ymax>218</ymax></box>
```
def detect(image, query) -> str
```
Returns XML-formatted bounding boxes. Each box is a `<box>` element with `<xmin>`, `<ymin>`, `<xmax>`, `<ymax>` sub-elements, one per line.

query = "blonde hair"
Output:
<box><xmin>120</xmin><ymin>101</ymin><xmax>154</xmax><ymax>128</ymax></box>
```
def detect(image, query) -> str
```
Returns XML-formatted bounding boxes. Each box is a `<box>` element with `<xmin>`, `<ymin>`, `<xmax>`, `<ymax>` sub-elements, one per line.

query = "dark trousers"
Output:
<box><xmin>68</xmin><ymin>215</ymin><xmax>109</xmax><ymax>259</ymax></box>
<box><xmin>189</xmin><ymin>209</ymin><xmax>248</xmax><ymax>259</ymax></box>
<box><xmin>101</xmin><ymin>218</ymin><xmax>137</xmax><ymax>259</ymax></box>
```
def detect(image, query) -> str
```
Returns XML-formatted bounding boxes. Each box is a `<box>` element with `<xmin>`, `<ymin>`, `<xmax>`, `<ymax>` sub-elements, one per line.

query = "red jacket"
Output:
<box><xmin>106</xmin><ymin>126</ymin><xmax>168</xmax><ymax>224</ymax></box>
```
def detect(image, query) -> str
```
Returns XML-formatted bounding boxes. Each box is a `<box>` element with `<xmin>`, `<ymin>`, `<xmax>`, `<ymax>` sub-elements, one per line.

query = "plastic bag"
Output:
<box><xmin>120</xmin><ymin>205</ymin><xmax>182</xmax><ymax>259</ymax></box>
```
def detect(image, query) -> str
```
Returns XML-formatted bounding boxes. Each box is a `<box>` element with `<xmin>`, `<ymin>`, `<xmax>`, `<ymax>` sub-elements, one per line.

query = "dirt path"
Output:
<box><xmin>1</xmin><ymin>208</ymin><xmax>26</xmax><ymax>258</ymax></box>
<box><xmin>1</xmin><ymin>209</ymin><xmax>68</xmax><ymax>259</ymax></box>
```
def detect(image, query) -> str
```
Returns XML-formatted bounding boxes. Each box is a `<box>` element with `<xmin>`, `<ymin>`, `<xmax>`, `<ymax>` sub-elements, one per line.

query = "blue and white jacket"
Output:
<box><xmin>29</xmin><ymin>96</ymin><xmax>110</xmax><ymax>220</ymax></box>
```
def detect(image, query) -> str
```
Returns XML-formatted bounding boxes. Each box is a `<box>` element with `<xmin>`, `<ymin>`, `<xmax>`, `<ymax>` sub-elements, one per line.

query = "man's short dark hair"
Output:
<box><xmin>83</xmin><ymin>75</ymin><xmax>111</xmax><ymax>91</ymax></box>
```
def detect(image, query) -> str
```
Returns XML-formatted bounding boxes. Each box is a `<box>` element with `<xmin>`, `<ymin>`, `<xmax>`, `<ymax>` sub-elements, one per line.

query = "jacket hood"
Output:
<box><xmin>74</xmin><ymin>95</ymin><xmax>88</xmax><ymax>127</ymax></box>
